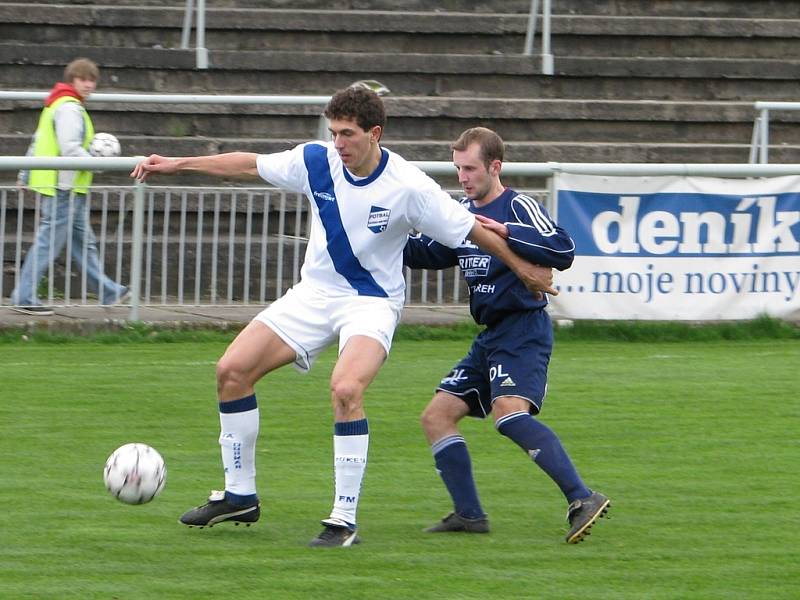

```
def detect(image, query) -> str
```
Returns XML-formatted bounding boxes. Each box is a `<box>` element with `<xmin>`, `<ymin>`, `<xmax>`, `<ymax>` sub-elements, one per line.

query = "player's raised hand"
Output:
<box><xmin>130</xmin><ymin>154</ymin><xmax>177</xmax><ymax>182</ymax></box>
<box><xmin>474</xmin><ymin>214</ymin><xmax>508</xmax><ymax>239</ymax></box>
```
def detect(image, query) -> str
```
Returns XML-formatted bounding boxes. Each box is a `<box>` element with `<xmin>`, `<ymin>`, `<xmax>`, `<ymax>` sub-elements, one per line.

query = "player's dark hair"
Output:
<box><xmin>452</xmin><ymin>127</ymin><xmax>505</xmax><ymax>168</ymax></box>
<box><xmin>64</xmin><ymin>58</ymin><xmax>99</xmax><ymax>83</ymax></box>
<box><xmin>324</xmin><ymin>87</ymin><xmax>387</xmax><ymax>134</ymax></box>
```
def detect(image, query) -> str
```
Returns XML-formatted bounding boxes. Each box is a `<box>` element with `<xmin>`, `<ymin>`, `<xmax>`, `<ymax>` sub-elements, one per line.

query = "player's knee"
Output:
<box><xmin>492</xmin><ymin>395</ymin><xmax>532</xmax><ymax>420</ymax></box>
<box><xmin>419</xmin><ymin>403</ymin><xmax>438</xmax><ymax>434</ymax></box>
<box><xmin>420</xmin><ymin>399</ymin><xmax>454</xmax><ymax>436</ymax></box>
<box><xmin>216</xmin><ymin>356</ymin><xmax>248</xmax><ymax>395</ymax></box>
<box><xmin>330</xmin><ymin>378</ymin><xmax>364</xmax><ymax>412</ymax></box>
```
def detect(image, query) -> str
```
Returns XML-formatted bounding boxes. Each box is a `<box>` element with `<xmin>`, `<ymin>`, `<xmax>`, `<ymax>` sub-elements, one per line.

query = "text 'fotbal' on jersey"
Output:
<box><xmin>367</xmin><ymin>205</ymin><xmax>391</xmax><ymax>233</ymax></box>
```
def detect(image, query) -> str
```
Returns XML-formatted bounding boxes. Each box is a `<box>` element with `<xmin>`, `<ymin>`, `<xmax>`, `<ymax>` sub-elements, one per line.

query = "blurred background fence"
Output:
<box><xmin>2</xmin><ymin>182</ymin><xmax>550</xmax><ymax>310</ymax></box>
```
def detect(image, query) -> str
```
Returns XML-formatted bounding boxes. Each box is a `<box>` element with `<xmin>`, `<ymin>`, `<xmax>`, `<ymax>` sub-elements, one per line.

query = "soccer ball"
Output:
<box><xmin>103</xmin><ymin>443</ymin><xmax>166</xmax><ymax>505</ymax></box>
<box><xmin>89</xmin><ymin>132</ymin><xmax>122</xmax><ymax>157</ymax></box>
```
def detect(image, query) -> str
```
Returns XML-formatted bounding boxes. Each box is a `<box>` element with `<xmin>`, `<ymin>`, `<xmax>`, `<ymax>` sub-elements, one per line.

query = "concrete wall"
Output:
<box><xmin>2</xmin><ymin>0</ymin><xmax>799</xmax><ymax>188</ymax></box>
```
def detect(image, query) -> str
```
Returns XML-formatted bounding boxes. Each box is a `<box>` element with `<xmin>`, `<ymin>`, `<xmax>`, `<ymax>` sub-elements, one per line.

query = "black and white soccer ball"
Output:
<box><xmin>89</xmin><ymin>132</ymin><xmax>122</xmax><ymax>157</ymax></box>
<box><xmin>103</xmin><ymin>443</ymin><xmax>166</xmax><ymax>504</ymax></box>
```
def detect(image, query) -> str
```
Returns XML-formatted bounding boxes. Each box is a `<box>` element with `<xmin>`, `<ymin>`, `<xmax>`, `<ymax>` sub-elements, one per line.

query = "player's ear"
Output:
<box><xmin>489</xmin><ymin>159</ymin><xmax>502</xmax><ymax>176</ymax></box>
<box><xmin>370</xmin><ymin>125</ymin><xmax>383</xmax><ymax>144</ymax></box>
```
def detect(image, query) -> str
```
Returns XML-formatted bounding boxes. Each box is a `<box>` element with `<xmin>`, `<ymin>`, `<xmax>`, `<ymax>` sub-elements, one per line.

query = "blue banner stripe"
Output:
<box><xmin>558</xmin><ymin>189</ymin><xmax>800</xmax><ymax>258</ymax></box>
<box><xmin>303</xmin><ymin>144</ymin><xmax>388</xmax><ymax>297</ymax></box>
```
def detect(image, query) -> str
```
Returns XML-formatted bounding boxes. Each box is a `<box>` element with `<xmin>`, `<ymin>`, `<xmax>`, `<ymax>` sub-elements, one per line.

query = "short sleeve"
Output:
<box><xmin>256</xmin><ymin>143</ymin><xmax>309</xmax><ymax>193</ymax></box>
<box><xmin>412</xmin><ymin>180</ymin><xmax>475</xmax><ymax>249</ymax></box>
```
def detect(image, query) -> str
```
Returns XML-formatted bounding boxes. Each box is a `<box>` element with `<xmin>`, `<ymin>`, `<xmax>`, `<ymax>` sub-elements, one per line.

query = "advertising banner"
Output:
<box><xmin>550</xmin><ymin>174</ymin><xmax>800</xmax><ymax>320</ymax></box>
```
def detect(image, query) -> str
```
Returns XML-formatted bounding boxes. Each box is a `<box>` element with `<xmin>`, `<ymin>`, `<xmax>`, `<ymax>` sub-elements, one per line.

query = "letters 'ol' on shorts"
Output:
<box><xmin>436</xmin><ymin>309</ymin><xmax>553</xmax><ymax>418</ymax></box>
<box><xmin>254</xmin><ymin>281</ymin><xmax>402</xmax><ymax>373</ymax></box>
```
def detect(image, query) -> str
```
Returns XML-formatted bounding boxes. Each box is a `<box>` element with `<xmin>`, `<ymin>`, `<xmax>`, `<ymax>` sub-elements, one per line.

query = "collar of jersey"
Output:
<box><xmin>469</xmin><ymin>187</ymin><xmax>515</xmax><ymax>211</ymax></box>
<box><xmin>342</xmin><ymin>148</ymin><xmax>389</xmax><ymax>187</ymax></box>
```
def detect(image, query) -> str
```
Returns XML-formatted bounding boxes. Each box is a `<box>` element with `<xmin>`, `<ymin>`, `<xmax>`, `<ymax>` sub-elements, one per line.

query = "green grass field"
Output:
<box><xmin>1</xmin><ymin>326</ymin><xmax>798</xmax><ymax>599</ymax></box>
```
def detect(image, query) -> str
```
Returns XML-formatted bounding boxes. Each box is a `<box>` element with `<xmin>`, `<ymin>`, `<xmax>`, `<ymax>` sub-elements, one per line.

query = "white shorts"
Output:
<box><xmin>254</xmin><ymin>282</ymin><xmax>402</xmax><ymax>373</ymax></box>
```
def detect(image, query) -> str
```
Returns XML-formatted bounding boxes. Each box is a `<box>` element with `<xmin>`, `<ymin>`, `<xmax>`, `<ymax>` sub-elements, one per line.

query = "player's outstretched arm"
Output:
<box><xmin>467</xmin><ymin>220</ymin><xmax>558</xmax><ymax>296</ymax></box>
<box><xmin>131</xmin><ymin>152</ymin><xmax>260</xmax><ymax>182</ymax></box>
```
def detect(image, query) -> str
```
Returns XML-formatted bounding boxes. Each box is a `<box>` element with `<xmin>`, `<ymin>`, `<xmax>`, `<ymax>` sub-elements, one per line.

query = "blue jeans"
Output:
<box><xmin>11</xmin><ymin>190</ymin><xmax>127</xmax><ymax>306</ymax></box>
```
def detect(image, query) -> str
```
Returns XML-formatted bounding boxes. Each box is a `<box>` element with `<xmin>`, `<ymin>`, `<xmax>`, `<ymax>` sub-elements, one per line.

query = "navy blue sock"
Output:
<box><xmin>225</xmin><ymin>490</ymin><xmax>259</xmax><ymax>506</ymax></box>
<box><xmin>431</xmin><ymin>435</ymin><xmax>484</xmax><ymax>519</ymax></box>
<box><xmin>496</xmin><ymin>411</ymin><xmax>590</xmax><ymax>503</ymax></box>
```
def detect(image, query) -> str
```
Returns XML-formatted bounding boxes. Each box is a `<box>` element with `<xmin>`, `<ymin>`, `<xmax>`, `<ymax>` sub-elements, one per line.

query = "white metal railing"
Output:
<box><xmin>181</xmin><ymin>0</ymin><xmax>208</xmax><ymax>69</ymax></box>
<box><xmin>4</xmin><ymin>158</ymin><xmax>800</xmax><ymax>322</ymax></box>
<box><xmin>6</xmin><ymin>158</ymin><xmax>800</xmax><ymax>178</ymax></box>
<box><xmin>176</xmin><ymin>0</ymin><xmax>553</xmax><ymax>73</ymax></box>
<box><xmin>0</xmin><ymin>179</ymin><xmax>492</xmax><ymax>319</ymax></box>
<box><xmin>748</xmin><ymin>101</ymin><xmax>800</xmax><ymax>164</ymax></box>
<box><xmin>0</xmin><ymin>91</ymin><xmax>332</xmax><ymax>106</ymax></box>
<box><xmin>1</xmin><ymin>91</ymin><xmax>340</xmax><ymax>143</ymax></box>
<box><xmin>524</xmin><ymin>0</ymin><xmax>554</xmax><ymax>75</ymax></box>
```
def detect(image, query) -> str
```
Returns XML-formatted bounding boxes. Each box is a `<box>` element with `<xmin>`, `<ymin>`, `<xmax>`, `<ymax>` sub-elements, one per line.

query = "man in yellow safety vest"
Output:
<box><xmin>12</xmin><ymin>58</ymin><xmax>128</xmax><ymax>315</ymax></box>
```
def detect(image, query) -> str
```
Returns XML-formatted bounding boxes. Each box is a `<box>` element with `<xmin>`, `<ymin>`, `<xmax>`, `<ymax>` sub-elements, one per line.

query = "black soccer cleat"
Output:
<box><xmin>179</xmin><ymin>490</ymin><xmax>260</xmax><ymax>528</ymax></box>
<box><xmin>425</xmin><ymin>512</ymin><xmax>490</xmax><ymax>534</ymax></box>
<box><xmin>309</xmin><ymin>518</ymin><xmax>361</xmax><ymax>547</ymax></box>
<box><xmin>565</xmin><ymin>491</ymin><xmax>610</xmax><ymax>543</ymax></box>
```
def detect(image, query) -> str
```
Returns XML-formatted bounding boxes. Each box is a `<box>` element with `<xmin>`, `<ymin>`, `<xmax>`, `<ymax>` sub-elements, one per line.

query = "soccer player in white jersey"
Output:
<box><xmin>131</xmin><ymin>87</ymin><xmax>555</xmax><ymax>547</ymax></box>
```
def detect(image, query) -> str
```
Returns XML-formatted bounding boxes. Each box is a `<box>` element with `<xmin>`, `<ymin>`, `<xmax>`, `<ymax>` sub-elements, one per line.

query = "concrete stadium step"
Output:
<box><xmin>5</xmin><ymin>96</ymin><xmax>792</xmax><ymax>154</ymax></box>
<box><xmin>2</xmin><ymin>4</ymin><xmax>799</xmax><ymax>58</ymax></box>
<box><xmin>2</xmin><ymin>0</ymin><xmax>798</xmax><ymax>189</ymax></box>
<box><xmin>0</xmin><ymin>0</ymin><xmax>533</xmax><ymax>10</ymax></box>
<box><xmin>3</xmin><ymin>44</ymin><xmax>800</xmax><ymax>101</ymax></box>
<box><xmin>4</xmin><ymin>0</ymin><xmax>800</xmax><ymax>18</ymax></box>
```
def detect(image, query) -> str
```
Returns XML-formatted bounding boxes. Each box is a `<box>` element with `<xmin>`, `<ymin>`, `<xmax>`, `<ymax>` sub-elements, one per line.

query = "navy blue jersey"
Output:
<box><xmin>403</xmin><ymin>188</ymin><xmax>575</xmax><ymax>326</ymax></box>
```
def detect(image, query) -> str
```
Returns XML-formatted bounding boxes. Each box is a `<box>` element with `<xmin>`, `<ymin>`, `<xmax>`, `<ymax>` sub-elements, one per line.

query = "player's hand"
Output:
<box><xmin>130</xmin><ymin>154</ymin><xmax>177</xmax><ymax>182</ymax></box>
<box><xmin>475</xmin><ymin>214</ymin><xmax>508</xmax><ymax>239</ymax></box>
<box><xmin>515</xmin><ymin>263</ymin><xmax>558</xmax><ymax>298</ymax></box>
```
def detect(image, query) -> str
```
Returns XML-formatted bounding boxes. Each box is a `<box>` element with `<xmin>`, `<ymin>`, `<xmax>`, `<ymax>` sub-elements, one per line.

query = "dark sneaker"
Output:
<box><xmin>13</xmin><ymin>305</ymin><xmax>54</xmax><ymax>316</ymax></box>
<box><xmin>103</xmin><ymin>288</ymin><xmax>130</xmax><ymax>306</ymax></box>
<box><xmin>179</xmin><ymin>490</ymin><xmax>260</xmax><ymax>528</ymax></box>
<box><xmin>309</xmin><ymin>518</ymin><xmax>361</xmax><ymax>547</ymax></box>
<box><xmin>425</xmin><ymin>512</ymin><xmax>490</xmax><ymax>533</ymax></box>
<box><xmin>565</xmin><ymin>491</ymin><xmax>610</xmax><ymax>543</ymax></box>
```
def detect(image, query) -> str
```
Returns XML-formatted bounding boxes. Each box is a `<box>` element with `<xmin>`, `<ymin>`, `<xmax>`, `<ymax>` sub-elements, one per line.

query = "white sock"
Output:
<box><xmin>218</xmin><ymin>395</ymin><xmax>259</xmax><ymax>498</ymax></box>
<box><xmin>328</xmin><ymin>419</ymin><xmax>369</xmax><ymax>527</ymax></box>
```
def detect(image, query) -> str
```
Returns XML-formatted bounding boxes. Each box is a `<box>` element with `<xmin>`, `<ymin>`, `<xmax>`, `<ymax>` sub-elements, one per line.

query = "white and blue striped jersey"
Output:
<box><xmin>404</xmin><ymin>188</ymin><xmax>575</xmax><ymax>326</ymax></box>
<box><xmin>257</xmin><ymin>142</ymin><xmax>475</xmax><ymax>304</ymax></box>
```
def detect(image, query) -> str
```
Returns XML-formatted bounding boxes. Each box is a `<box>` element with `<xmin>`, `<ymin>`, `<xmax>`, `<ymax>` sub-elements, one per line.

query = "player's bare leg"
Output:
<box><xmin>310</xmin><ymin>335</ymin><xmax>385</xmax><ymax>547</ymax></box>
<box><xmin>216</xmin><ymin>319</ymin><xmax>298</xmax><ymax>400</ymax></box>
<box><xmin>422</xmin><ymin>392</ymin><xmax>489</xmax><ymax>533</ymax></box>
<box><xmin>180</xmin><ymin>321</ymin><xmax>297</xmax><ymax>529</ymax></box>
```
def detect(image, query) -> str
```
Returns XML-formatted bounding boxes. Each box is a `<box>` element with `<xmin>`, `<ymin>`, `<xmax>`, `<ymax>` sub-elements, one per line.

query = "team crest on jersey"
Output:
<box><xmin>367</xmin><ymin>205</ymin><xmax>391</xmax><ymax>233</ymax></box>
<box><xmin>459</xmin><ymin>254</ymin><xmax>491</xmax><ymax>277</ymax></box>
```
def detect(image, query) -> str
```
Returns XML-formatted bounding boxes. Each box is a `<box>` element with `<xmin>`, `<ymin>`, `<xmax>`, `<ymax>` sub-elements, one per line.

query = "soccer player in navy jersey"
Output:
<box><xmin>131</xmin><ymin>89</ymin><xmax>555</xmax><ymax>547</ymax></box>
<box><xmin>404</xmin><ymin>127</ymin><xmax>610</xmax><ymax>543</ymax></box>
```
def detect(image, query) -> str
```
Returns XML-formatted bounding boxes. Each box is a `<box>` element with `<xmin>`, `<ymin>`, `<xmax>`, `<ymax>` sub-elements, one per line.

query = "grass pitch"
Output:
<box><xmin>0</xmin><ymin>329</ymin><xmax>797</xmax><ymax>599</ymax></box>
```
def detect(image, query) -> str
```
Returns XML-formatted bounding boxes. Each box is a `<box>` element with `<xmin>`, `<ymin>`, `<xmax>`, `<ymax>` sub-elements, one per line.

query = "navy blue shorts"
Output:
<box><xmin>436</xmin><ymin>310</ymin><xmax>553</xmax><ymax>418</ymax></box>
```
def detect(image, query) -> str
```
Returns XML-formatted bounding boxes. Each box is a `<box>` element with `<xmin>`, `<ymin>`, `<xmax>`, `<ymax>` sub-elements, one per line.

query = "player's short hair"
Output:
<box><xmin>64</xmin><ymin>58</ymin><xmax>99</xmax><ymax>83</ymax></box>
<box><xmin>324</xmin><ymin>86</ymin><xmax>386</xmax><ymax>134</ymax></box>
<box><xmin>452</xmin><ymin>127</ymin><xmax>505</xmax><ymax>168</ymax></box>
